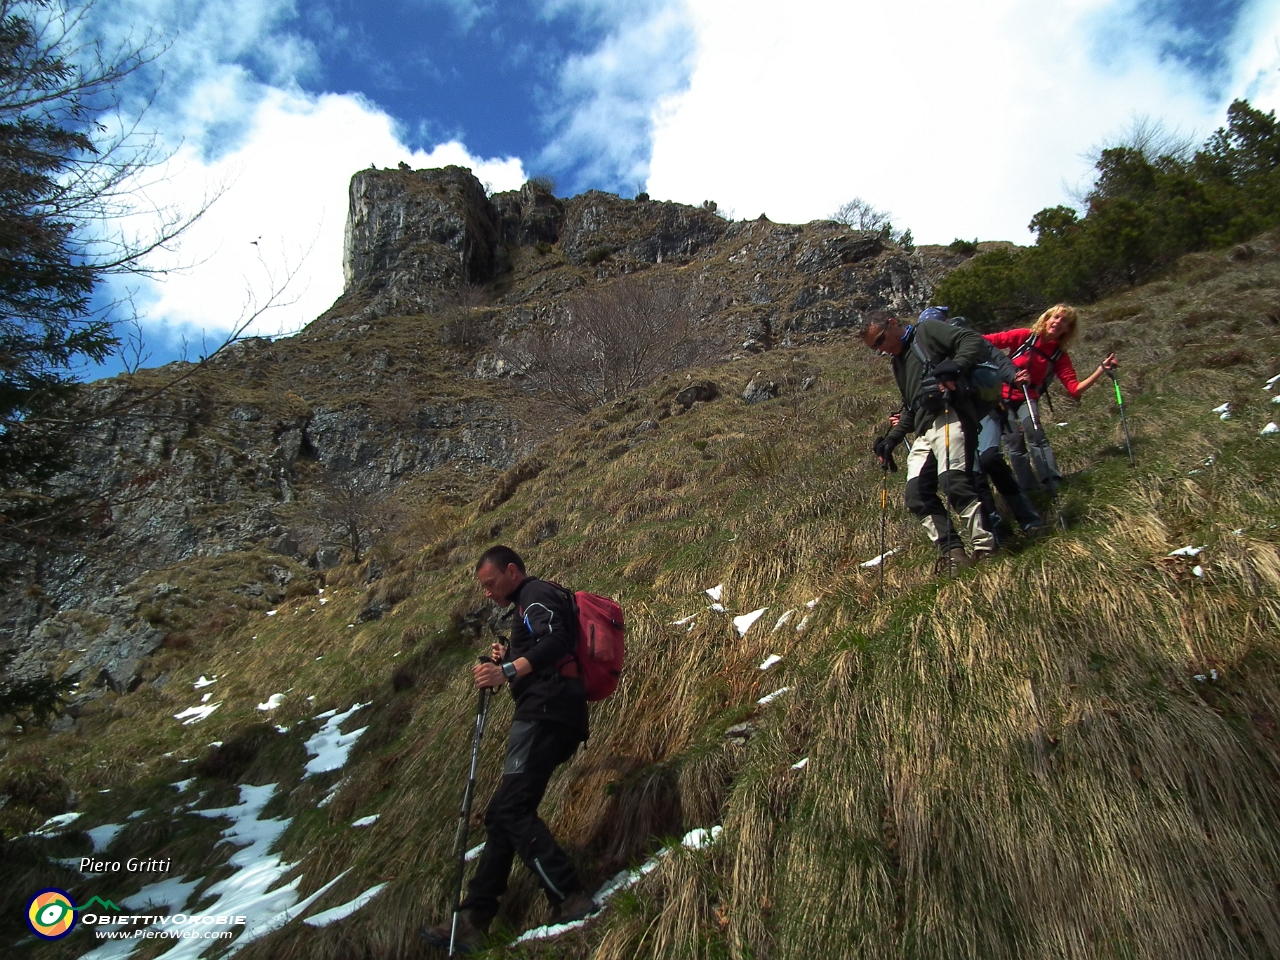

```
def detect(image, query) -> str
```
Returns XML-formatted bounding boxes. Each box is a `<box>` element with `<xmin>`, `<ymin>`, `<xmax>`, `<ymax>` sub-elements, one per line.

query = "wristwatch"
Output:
<box><xmin>502</xmin><ymin>661</ymin><xmax>518</xmax><ymax>681</ymax></box>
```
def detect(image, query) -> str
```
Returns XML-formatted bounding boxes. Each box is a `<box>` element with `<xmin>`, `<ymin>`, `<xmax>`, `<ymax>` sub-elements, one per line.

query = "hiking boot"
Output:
<box><xmin>933</xmin><ymin>547</ymin><xmax>970</xmax><ymax>576</ymax></box>
<box><xmin>971</xmin><ymin>547</ymin><xmax>997</xmax><ymax>565</ymax></box>
<box><xmin>420</xmin><ymin>909</ymin><xmax>492</xmax><ymax>954</ymax></box>
<box><xmin>548</xmin><ymin>890</ymin><xmax>601</xmax><ymax>925</ymax></box>
<box><xmin>1020</xmin><ymin>522</ymin><xmax>1048</xmax><ymax>540</ymax></box>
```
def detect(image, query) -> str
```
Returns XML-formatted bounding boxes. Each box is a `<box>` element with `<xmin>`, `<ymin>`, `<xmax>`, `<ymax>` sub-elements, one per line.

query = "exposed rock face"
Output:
<box><xmin>343</xmin><ymin>165</ymin><xmax>503</xmax><ymax>316</ymax></box>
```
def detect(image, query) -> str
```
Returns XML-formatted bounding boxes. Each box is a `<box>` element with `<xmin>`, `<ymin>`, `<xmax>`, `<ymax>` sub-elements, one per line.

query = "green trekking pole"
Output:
<box><xmin>1023</xmin><ymin>394</ymin><xmax>1066</xmax><ymax>532</ymax></box>
<box><xmin>1108</xmin><ymin>369</ymin><xmax>1135</xmax><ymax>467</ymax></box>
<box><xmin>449</xmin><ymin>666</ymin><xmax>494</xmax><ymax>957</ymax></box>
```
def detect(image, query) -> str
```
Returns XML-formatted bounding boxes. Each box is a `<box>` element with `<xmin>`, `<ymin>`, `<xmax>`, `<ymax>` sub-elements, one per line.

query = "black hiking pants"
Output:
<box><xmin>461</xmin><ymin>719</ymin><xmax>585</xmax><ymax>915</ymax></box>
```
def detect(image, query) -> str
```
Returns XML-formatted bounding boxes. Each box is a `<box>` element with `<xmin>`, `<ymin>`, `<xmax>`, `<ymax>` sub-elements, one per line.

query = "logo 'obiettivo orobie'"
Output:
<box><xmin>27</xmin><ymin>888</ymin><xmax>78</xmax><ymax>940</ymax></box>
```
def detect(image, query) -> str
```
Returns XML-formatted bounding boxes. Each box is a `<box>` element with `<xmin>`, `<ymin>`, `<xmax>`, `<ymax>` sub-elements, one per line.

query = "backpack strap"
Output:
<box><xmin>1010</xmin><ymin>334</ymin><xmax>1064</xmax><ymax>394</ymax></box>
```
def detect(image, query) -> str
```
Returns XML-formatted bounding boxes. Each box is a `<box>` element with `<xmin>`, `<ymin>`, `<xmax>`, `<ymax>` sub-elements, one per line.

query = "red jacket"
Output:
<box><xmin>984</xmin><ymin>329</ymin><xmax>1081</xmax><ymax>402</ymax></box>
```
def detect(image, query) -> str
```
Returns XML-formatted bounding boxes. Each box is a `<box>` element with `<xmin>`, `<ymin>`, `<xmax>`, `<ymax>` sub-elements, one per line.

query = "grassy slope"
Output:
<box><xmin>5</xmin><ymin>234</ymin><xmax>1280</xmax><ymax>960</ymax></box>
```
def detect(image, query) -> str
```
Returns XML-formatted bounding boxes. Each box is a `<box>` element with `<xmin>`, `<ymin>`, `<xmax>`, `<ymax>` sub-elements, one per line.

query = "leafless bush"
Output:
<box><xmin>306</xmin><ymin>472</ymin><xmax>406</xmax><ymax>563</ymax></box>
<box><xmin>831</xmin><ymin>197</ymin><xmax>893</xmax><ymax>232</ymax></box>
<box><xmin>504</xmin><ymin>274</ymin><xmax>719</xmax><ymax>415</ymax></box>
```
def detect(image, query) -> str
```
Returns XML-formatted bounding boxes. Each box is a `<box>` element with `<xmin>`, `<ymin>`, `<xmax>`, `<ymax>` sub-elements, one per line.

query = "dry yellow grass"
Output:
<box><xmin>6</xmin><ymin>234</ymin><xmax>1280</xmax><ymax>959</ymax></box>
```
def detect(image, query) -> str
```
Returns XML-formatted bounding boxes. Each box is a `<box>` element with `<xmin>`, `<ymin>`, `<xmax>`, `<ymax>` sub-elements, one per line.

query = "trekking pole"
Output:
<box><xmin>879</xmin><ymin>464</ymin><xmax>888</xmax><ymax>597</ymax></box>
<box><xmin>1023</xmin><ymin>394</ymin><xmax>1066</xmax><ymax>532</ymax></box>
<box><xmin>1108</xmin><ymin>369</ymin><xmax>1135</xmax><ymax>467</ymax></box>
<box><xmin>944</xmin><ymin>403</ymin><xmax>954</xmax><ymax>578</ymax></box>
<box><xmin>449</xmin><ymin>664</ymin><xmax>495</xmax><ymax>957</ymax></box>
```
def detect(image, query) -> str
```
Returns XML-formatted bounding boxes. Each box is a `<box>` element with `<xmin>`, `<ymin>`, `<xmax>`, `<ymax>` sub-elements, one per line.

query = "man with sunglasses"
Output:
<box><xmin>863</xmin><ymin>313</ymin><xmax>997</xmax><ymax>571</ymax></box>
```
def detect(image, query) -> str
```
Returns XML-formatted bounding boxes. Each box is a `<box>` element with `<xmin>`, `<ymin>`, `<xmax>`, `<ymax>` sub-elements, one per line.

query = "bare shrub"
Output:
<box><xmin>306</xmin><ymin>472</ymin><xmax>407</xmax><ymax>563</ymax></box>
<box><xmin>505</xmin><ymin>274</ymin><xmax>720</xmax><ymax>415</ymax></box>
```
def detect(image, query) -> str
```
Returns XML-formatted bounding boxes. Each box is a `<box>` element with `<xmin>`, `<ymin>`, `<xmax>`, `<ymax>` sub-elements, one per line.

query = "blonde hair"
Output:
<box><xmin>1030</xmin><ymin>303</ymin><xmax>1079</xmax><ymax>349</ymax></box>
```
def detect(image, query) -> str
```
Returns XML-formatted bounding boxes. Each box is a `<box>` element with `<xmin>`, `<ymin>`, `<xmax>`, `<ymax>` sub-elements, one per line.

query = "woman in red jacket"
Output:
<box><xmin>984</xmin><ymin>304</ymin><xmax>1118</xmax><ymax>494</ymax></box>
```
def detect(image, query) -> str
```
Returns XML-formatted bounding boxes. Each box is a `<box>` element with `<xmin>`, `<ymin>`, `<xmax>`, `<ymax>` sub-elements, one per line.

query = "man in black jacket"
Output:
<box><xmin>422</xmin><ymin>545</ymin><xmax>596</xmax><ymax>953</ymax></box>
<box><xmin>866</xmin><ymin>315</ymin><xmax>997</xmax><ymax>570</ymax></box>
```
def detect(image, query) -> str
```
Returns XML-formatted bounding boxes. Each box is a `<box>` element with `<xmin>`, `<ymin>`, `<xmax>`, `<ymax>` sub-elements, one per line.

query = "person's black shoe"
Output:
<box><xmin>548</xmin><ymin>890</ymin><xmax>601</xmax><ymax>925</ymax></box>
<box><xmin>421</xmin><ymin>909</ymin><xmax>492</xmax><ymax>953</ymax></box>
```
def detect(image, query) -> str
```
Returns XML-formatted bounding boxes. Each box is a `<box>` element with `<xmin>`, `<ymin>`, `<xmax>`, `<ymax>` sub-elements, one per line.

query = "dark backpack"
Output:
<box><xmin>546</xmin><ymin>583</ymin><xmax>625</xmax><ymax>702</ymax></box>
<box><xmin>910</xmin><ymin>336</ymin><xmax>1002</xmax><ymax>417</ymax></box>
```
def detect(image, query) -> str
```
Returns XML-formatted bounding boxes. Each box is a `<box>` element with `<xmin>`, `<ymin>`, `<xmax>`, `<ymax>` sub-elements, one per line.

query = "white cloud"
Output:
<box><xmin>115</xmin><ymin>89</ymin><xmax>524</xmax><ymax>343</ymax></box>
<box><xmin>537</xmin><ymin>0</ymin><xmax>697</xmax><ymax>192</ymax></box>
<box><xmin>645</xmin><ymin>0</ymin><xmax>1280</xmax><ymax>244</ymax></box>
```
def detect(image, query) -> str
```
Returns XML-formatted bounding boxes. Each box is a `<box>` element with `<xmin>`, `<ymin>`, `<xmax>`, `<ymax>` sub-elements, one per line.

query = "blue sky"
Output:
<box><xmin>71</xmin><ymin>0</ymin><xmax>1280</xmax><ymax>375</ymax></box>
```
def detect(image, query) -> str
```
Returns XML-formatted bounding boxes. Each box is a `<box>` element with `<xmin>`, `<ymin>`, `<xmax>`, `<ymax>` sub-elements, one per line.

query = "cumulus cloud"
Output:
<box><xmin>115</xmin><ymin>90</ymin><xmax>524</xmax><ymax>343</ymax></box>
<box><xmin>84</xmin><ymin>0</ymin><xmax>524</xmax><ymax>351</ymax></box>
<box><xmin>645</xmin><ymin>0</ymin><xmax>1280</xmax><ymax>243</ymax></box>
<box><xmin>536</xmin><ymin>0</ymin><xmax>697</xmax><ymax>194</ymax></box>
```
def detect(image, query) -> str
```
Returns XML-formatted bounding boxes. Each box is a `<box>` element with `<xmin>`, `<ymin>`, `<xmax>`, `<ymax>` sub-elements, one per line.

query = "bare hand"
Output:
<box><xmin>489</xmin><ymin>643</ymin><xmax>504</xmax><ymax>662</ymax></box>
<box><xmin>939</xmin><ymin>380</ymin><xmax>958</xmax><ymax>393</ymax></box>
<box><xmin>474</xmin><ymin>661</ymin><xmax>506</xmax><ymax>689</ymax></box>
<box><xmin>889</xmin><ymin>413</ymin><xmax>901</xmax><ymax>428</ymax></box>
<box><xmin>1013</xmin><ymin>369</ymin><xmax>1031</xmax><ymax>384</ymax></box>
<box><xmin>1100</xmin><ymin>353</ymin><xmax>1118</xmax><ymax>372</ymax></box>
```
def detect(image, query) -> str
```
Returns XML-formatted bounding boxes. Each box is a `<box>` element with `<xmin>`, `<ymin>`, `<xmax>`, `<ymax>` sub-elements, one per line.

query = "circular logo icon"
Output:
<box><xmin>27</xmin><ymin>889</ymin><xmax>77</xmax><ymax>940</ymax></box>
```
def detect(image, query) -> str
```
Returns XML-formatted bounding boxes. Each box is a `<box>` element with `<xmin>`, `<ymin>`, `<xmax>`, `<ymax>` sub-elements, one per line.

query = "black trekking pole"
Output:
<box><xmin>1023</xmin><ymin>394</ymin><xmax>1066</xmax><ymax>532</ymax></box>
<box><xmin>1108</xmin><ymin>369</ymin><xmax>1135</xmax><ymax>467</ymax></box>
<box><xmin>879</xmin><ymin>464</ymin><xmax>888</xmax><ymax>597</ymax></box>
<box><xmin>448</xmin><ymin>665</ymin><xmax>494</xmax><ymax>957</ymax></box>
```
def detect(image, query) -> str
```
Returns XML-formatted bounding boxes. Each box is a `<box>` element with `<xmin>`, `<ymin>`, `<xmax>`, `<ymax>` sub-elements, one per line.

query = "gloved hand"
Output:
<box><xmin>932</xmin><ymin>360</ymin><xmax>961</xmax><ymax>391</ymax></box>
<box><xmin>873</xmin><ymin>436</ymin><xmax>899</xmax><ymax>472</ymax></box>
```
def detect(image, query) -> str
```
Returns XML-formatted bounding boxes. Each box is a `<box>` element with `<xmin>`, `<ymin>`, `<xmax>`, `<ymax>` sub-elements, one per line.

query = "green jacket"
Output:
<box><xmin>884</xmin><ymin>319</ymin><xmax>987</xmax><ymax>445</ymax></box>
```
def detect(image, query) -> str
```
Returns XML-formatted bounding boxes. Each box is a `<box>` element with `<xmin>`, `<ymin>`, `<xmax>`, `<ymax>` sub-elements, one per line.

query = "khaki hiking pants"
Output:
<box><xmin>904</xmin><ymin>409</ymin><xmax>996</xmax><ymax>556</ymax></box>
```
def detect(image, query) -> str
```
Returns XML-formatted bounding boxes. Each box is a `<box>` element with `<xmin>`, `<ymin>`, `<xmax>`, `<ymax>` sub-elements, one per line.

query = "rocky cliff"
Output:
<box><xmin>0</xmin><ymin>164</ymin><xmax>969</xmax><ymax>703</ymax></box>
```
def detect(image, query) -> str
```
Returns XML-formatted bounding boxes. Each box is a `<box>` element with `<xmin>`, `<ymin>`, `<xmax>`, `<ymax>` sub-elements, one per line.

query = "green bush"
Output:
<box><xmin>935</xmin><ymin>99</ymin><xmax>1280</xmax><ymax>326</ymax></box>
<box><xmin>585</xmin><ymin>245</ymin><xmax>614</xmax><ymax>266</ymax></box>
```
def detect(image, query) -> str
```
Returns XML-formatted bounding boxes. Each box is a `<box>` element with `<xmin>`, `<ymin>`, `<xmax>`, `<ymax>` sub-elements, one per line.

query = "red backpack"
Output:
<box><xmin>550</xmin><ymin>586</ymin><xmax>625</xmax><ymax>701</ymax></box>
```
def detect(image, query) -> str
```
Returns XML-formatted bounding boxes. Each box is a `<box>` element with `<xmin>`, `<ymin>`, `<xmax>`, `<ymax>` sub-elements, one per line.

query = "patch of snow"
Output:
<box><xmin>860</xmin><ymin>548</ymin><xmax>899</xmax><ymax>568</ymax></box>
<box><xmin>1193</xmin><ymin>669</ymin><xmax>1221</xmax><ymax>683</ymax></box>
<box><xmin>806</xmin><ymin>597</ymin><xmax>819</xmax><ymax>609</ymax></box>
<box><xmin>733</xmin><ymin>607</ymin><xmax>768</xmax><ymax>638</ymax></box>
<box><xmin>704</xmin><ymin>584</ymin><xmax>723</xmax><ymax>602</ymax></box>
<box><xmin>791</xmin><ymin>757</ymin><xmax>809</xmax><ymax>770</ymax></box>
<box><xmin>30</xmin><ymin>811</ymin><xmax>82</xmax><ymax>836</ymax></box>
<box><xmin>256</xmin><ymin>694</ymin><xmax>285</xmax><ymax>711</ymax></box>
<box><xmin>174</xmin><ymin>702</ymin><xmax>221</xmax><ymax>725</ymax></box>
<box><xmin>303</xmin><ymin>703</ymin><xmax>371</xmax><ymax>777</ymax></box>
<box><xmin>1232</xmin><ymin>528</ymin><xmax>1245</xmax><ymax>535</ymax></box>
<box><xmin>121</xmin><ymin>875</ymin><xmax>202</xmax><ymax>912</ymax></box>
<box><xmin>1212</xmin><ymin>402</ymin><xmax>1231</xmax><ymax>420</ymax></box>
<box><xmin>670</xmin><ymin>614</ymin><xmax>696</xmax><ymax>626</ymax></box>
<box><xmin>1057</xmin><ymin>422</ymin><xmax>1069</xmax><ymax>427</ymax></box>
<box><xmin>1193</xmin><ymin>565</ymin><xmax>1205</xmax><ymax>578</ymax></box>
<box><xmin>266</xmin><ymin>610</ymin><xmax>278</xmax><ymax>616</ymax></box>
<box><xmin>302</xmin><ymin>883</ymin><xmax>387</xmax><ymax>927</ymax></box>
<box><xmin>1266</xmin><ymin>373</ymin><xmax>1280</xmax><ymax>390</ymax></box>
<box><xmin>681</xmin><ymin>825</ymin><xmax>723</xmax><ymax>850</ymax></box>
<box><xmin>757</xmin><ymin>687</ymin><xmax>790</xmax><ymax>706</ymax></box>
<box><xmin>1261</xmin><ymin>422</ymin><xmax>1280</xmax><ymax>435</ymax></box>
<box><xmin>86</xmin><ymin>822</ymin><xmax>126</xmax><ymax>850</ymax></box>
<box><xmin>275</xmin><ymin>724</ymin><xmax>290</xmax><ymax>734</ymax></box>
<box><xmin>319</xmin><ymin>597</ymin><xmax>329</xmax><ymax>604</ymax></box>
<box><xmin>709</xmin><ymin>602</ymin><xmax>726</xmax><ymax>613</ymax></box>
<box><xmin>771</xmin><ymin>610</ymin><xmax>794</xmax><ymax>632</ymax></box>
<box><xmin>192</xmin><ymin>675</ymin><xmax>217</xmax><ymax>689</ymax></box>
<box><xmin>1168</xmin><ymin>545</ymin><xmax>1206</xmax><ymax>557</ymax></box>
<box><xmin>1272</xmin><ymin>396</ymin><xmax>1280</xmax><ymax>404</ymax></box>
<box><xmin>351</xmin><ymin>815</ymin><xmax>379</xmax><ymax>828</ymax></box>
<box><xmin>171</xmin><ymin>779</ymin><xmax>195</xmax><ymax>794</ymax></box>
<box><xmin>795</xmin><ymin>614</ymin><xmax>810</xmax><ymax>632</ymax></box>
<box><xmin>759</xmin><ymin>654</ymin><xmax>783</xmax><ymax>671</ymax></box>
<box><xmin>200</xmin><ymin>693</ymin><xmax>212</xmax><ymax>704</ymax></box>
<box><xmin>465</xmin><ymin>842</ymin><xmax>485</xmax><ymax>862</ymax></box>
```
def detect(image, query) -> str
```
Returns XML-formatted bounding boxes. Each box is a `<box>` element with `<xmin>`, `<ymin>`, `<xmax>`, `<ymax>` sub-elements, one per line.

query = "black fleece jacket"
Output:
<box><xmin>504</xmin><ymin>577</ymin><xmax>588</xmax><ymax>740</ymax></box>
